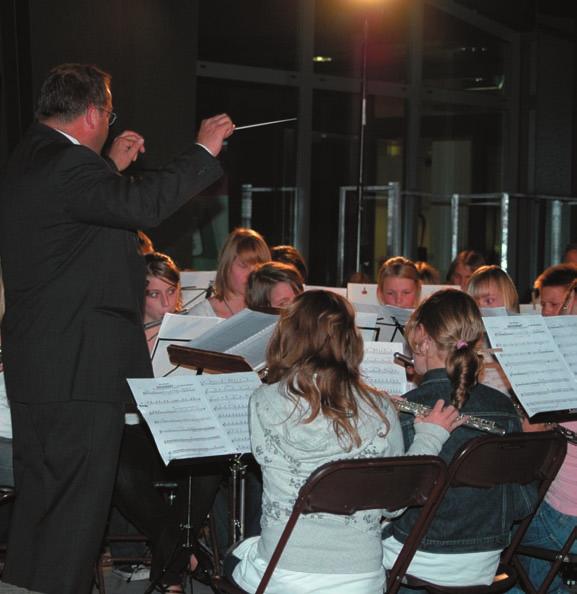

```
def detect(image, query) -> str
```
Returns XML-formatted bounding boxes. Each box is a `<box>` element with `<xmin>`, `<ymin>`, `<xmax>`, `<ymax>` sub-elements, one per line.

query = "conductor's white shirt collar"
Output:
<box><xmin>54</xmin><ymin>128</ymin><xmax>80</xmax><ymax>145</ymax></box>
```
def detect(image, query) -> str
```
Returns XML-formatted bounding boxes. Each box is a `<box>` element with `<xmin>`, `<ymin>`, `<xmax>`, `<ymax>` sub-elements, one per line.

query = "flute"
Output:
<box><xmin>392</xmin><ymin>399</ymin><xmax>506</xmax><ymax>436</ymax></box>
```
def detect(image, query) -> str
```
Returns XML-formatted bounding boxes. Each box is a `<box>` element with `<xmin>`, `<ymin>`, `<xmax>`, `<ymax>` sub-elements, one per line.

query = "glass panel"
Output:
<box><xmin>423</xmin><ymin>4</ymin><xmax>507</xmax><ymax>94</ymax></box>
<box><xmin>190</xmin><ymin>78</ymin><xmax>298</xmax><ymax>269</ymax></box>
<box><xmin>314</xmin><ymin>0</ymin><xmax>409</xmax><ymax>83</ymax></box>
<box><xmin>310</xmin><ymin>90</ymin><xmax>405</xmax><ymax>285</ymax></box>
<box><xmin>198</xmin><ymin>0</ymin><xmax>298</xmax><ymax>70</ymax></box>
<box><xmin>411</xmin><ymin>102</ymin><xmax>505</xmax><ymax>277</ymax></box>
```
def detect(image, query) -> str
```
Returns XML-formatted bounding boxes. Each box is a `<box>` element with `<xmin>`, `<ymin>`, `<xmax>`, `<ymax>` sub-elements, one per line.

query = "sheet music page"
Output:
<box><xmin>544</xmin><ymin>315</ymin><xmax>577</xmax><ymax>377</ymax></box>
<box><xmin>356</xmin><ymin>311</ymin><xmax>379</xmax><ymax>342</ymax></box>
<box><xmin>519</xmin><ymin>303</ymin><xmax>541</xmax><ymax>315</ymax></box>
<box><xmin>200</xmin><ymin>372</ymin><xmax>261</xmax><ymax>452</ymax></box>
<box><xmin>483</xmin><ymin>315</ymin><xmax>577</xmax><ymax>417</ymax></box>
<box><xmin>347</xmin><ymin>283</ymin><xmax>379</xmax><ymax>305</ymax></box>
<box><xmin>226</xmin><ymin>323</ymin><xmax>277</xmax><ymax>371</ymax></box>
<box><xmin>0</xmin><ymin>373</ymin><xmax>11</xmax><ymax>439</ymax></box>
<box><xmin>303</xmin><ymin>285</ymin><xmax>347</xmax><ymax>297</ymax></box>
<box><xmin>480</xmin><ymin>306</ymin><xmax>509</xmax><ymax>317</ymax></box>
<box><xmin>419</xmin><ymin>284</ymin><xmax>460</xmax><ymax>301</ymax></box>
<box><xmin>128</xmin><ymin>376</ymin><xmax>238</xmax><ymax>464</ymax></box>
<box><xmin>151</xmin><ymin>314</ymin><xmax>222</xmax><ymax>377</ymax></box>
<box><xmin>180</xmin><ymin>270</ymin><xmax>216</xmax><ymax>309</ymax></box>
<box><xmin>361</xmin><ymin>342</ymin><xmax>409</xmax><ymax>396</ymax></box>
<box><xmin>374</xmin><ymin>305</ymin><xmax>413</xmax><ymax>344</ymax></box>
<box><xmin>186</xmin><ymin>309</ymin><xmax>278</xmax><ymax>370</ymax></box>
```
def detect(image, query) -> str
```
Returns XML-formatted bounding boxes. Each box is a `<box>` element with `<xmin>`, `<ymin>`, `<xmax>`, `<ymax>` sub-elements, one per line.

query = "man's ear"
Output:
<box><xmin>85</xmin><ymin>105</ymin><xmax>98</xmax><ymax>130</ymax></box>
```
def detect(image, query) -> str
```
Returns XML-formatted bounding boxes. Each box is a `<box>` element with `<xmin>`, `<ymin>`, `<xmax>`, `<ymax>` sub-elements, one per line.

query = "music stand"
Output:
<box><xmin>143</xmin><ymin>346</ymin><xmax>258</xmax><ymax>590</ymax></box>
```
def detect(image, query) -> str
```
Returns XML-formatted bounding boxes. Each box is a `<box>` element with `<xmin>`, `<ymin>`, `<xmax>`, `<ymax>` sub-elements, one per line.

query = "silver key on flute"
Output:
<box><xmin>392</xmin><ymin>398</ymin><xmax>506</xmax><ymax>435</ymax></box>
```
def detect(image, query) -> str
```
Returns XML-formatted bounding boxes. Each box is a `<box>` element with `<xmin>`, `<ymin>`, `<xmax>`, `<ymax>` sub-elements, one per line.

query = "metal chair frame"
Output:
<box><xmin>214</xmin><ymin>455</ymin><xmax>448</xmax><ymax>594</ymax></box>
<box><xmin>402</xmin><ymin>431</ymin><xmax>567</xmax><ymax>594</ymax></box>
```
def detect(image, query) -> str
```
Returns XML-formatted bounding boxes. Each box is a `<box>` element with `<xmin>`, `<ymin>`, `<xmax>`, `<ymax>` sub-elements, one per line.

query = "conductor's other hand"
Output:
<box><xmin>108</xmin><ymin>131</ymin><xmax>146</xmax><ymax>172</ymax></box>
<box><xmin>197</xmin><ymin>114</ymin><xmax>235</xmax><ymax>157</ymax></box>
<box><xmin>416</xmin><ymin>399</ymin><xmax>464</xmax><ymax>433</ymax></box>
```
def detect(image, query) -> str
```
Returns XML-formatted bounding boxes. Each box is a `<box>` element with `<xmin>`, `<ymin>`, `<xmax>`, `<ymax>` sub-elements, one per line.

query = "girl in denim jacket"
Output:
<box><xmin>383</xmin><ymin>289</ymin><xmax>534</xmax><ymax>590</ymax></box>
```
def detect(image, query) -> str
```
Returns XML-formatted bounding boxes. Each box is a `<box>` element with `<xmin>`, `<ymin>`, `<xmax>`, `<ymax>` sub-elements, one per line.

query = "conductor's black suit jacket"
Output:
<box><xmin>0</xmin><ymin>122</ymin><xmax>223</xmax><ymax>404</ymax></box>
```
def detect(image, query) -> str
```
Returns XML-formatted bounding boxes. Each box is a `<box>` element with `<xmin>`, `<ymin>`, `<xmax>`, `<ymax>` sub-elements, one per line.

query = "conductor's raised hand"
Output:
<box><xmin>416</xmin><ymin>399</ymin><xmax>464</xmax><ymax>433</ymax></box>
<box><xmin>108</xmin><ymin>131</ymin><xmax>146</xmax><ymax>172</ymax></box>
<box><xmin>196</xmin><ymin>114</ymin><xmax>235</xmax><ymax>157</ymax></box>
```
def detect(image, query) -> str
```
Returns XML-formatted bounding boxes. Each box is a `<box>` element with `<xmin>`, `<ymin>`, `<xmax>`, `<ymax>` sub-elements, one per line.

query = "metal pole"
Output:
<box><xmin>355</xmin><ymin>16</ymin><xmax>369</xmax><ymax>272</ymax></box>
<box><xmin>241</xmin><ymin>184</ymin><xmax>253</xmax><ymax>229</ymax></box>
<box><xmin>500</xmin><ymin>193</ymin><xmax>509</xmax><ymax>270</ymax></box>
<box><xmin>451</xmin><ymin>193</ymin><xmax>460</xmax><ymax>260</ymax></box>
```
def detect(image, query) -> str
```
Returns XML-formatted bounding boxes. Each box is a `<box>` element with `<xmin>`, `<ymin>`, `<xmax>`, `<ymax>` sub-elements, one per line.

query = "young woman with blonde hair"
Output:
<box><xmin>383</xmin><ymin>290</ymin><xmax>534</xmax><ymax>591</ymax></box>
<box><xmin>377</xmin><ymin>256</ymin><xmax>421</xmax><ymax>309</ymax></box>
<box><xmin>245</xmin><ymin>261</ymin><xmax>303</xmax><ymax>310</ymax></box>
<box><xmin>467</xmin><ymin>265</ymin><xmax>520</xmax><ymax>314</ymax></box>
<box><xmin>226</xmin><ymin>290</ymin><xmax>460</xmax><ymax>594</ymax></box>
<box><xmin>188</xmin><ymin>227</ymin><xmax>270</xmax><ymax>318</ymax></box>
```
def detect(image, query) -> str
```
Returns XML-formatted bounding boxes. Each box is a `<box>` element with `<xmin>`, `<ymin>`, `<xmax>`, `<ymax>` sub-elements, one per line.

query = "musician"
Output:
<box><xmin>270</xmin><ymin>244</ymin><xmax>308</xmax><ymax>282</ymax></box>
<box><xmin>226</xmin><ymin>290</ymin><xmax>461</xmax><ymax>594</ymax></box>
<box><xmin>512</xmin><ymin>268</ymin><xmax>577</xmax><ymax>593</ymax></box>
<box><xmin>415</xmin><ymin>261</ymin><xmax>441</xmax><ymax>285</ymax></box>
<box><xmin>144</xmin><ymin>252</ymin><xmax>182</xmax><ymax>349</ymax></box>
<box><xmin>382</xmin><ymin>290</ymin><xmax>535</xmax><ymax>590</ymax></box>
<box><xmin>534</xmin><ymin>263</ymin><xmax>577</xmax><ymax>316</ymax></box>
<box><xmin>562</xmin><ymin>242</ymin><xmax>577</xmax><ymax>265</ymax></box>
<box><xmin>467</xmin><ymin>265</ymin><xmax>520</xmax><ymax>314</ymax></box>
<box><xmin>245</xmin><ymin>261</ymin><xmax>304</xmax><ymax>309</ymax></box>
<box><xmin>446</xmin><ymin>249</ymin><xmax>485</xmax><ymax>290</ymax></box>
<box><xmin>187</xmin><ymin>228</ymin><xmax>270</xmax><ymax>318</ymax></box>
<box><xmin>377</xmin><ymin>257</ymin><xmax>421</xmax><ymax>309</ymax></box>
<box><xmin>0</xmin><ymin>63</ymin><xmax>233</xmax><ymax>593</ymax></box>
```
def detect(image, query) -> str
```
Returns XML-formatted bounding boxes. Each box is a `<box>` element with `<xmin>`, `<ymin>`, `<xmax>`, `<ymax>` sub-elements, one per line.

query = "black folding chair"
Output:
<box><xmin>213</xmin><ymin>455</ymin><xmax>448</xmax><ymax>594</ymax></box>
<box><xmin>400</xmin><ymin>431</ymin><xmax>567</xmax><ymax>594</ymax></box>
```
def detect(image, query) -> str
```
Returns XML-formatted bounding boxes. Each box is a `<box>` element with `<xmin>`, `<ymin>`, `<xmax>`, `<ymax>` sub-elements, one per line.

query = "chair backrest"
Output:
<box><xmin>255</xmin><ymin>455</ymin><xmax>447</xmax><ymax>594</ymax></box>
<box><xmin>447</xmin><ymin>431</ymin><xmax>567</xmax><ymax>493</ymax></box>
<box><xmin>391</xmin><ymin>431</ymin><xmax>567</xmax><ymax>594</ymax></box>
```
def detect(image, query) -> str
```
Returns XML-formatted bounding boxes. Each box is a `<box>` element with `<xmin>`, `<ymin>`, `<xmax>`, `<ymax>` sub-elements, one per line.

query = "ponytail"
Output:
<box><xmin>406</xmin><ymin>289</ymin><xmax>485</xmax><ymax>409</ymax></box>
<box><xmin>445</xmin><ymin>340</ymin><xmax>482</xmax><ymax>409</ymax></box>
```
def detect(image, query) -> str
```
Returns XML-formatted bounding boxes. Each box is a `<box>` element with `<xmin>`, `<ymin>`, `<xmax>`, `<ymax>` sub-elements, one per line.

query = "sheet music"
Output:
<box><xmin>347</xmin><ymin>283</ymin><xmax>379</xmax><ymax>306</ymax></box>
<box><xmin>419</xmin><ymin>284</ymin><xmax>461</xmax><ymax>301</ymax></box>
<box><xmin>480</xmin><ymin>306</ymin><xmax>509</xmax><ymax>317</ymax></box>
<box><xmin>151</xmin><ymin>313</ymin><xmax>222</xmax><ymax>377</ymax></box>
<box><xmin>128</xmin><ymin>371</ymin><xmax>261</xmax><ymax>464</ymax></box>
<box><xmin>544</xmin><ymin>315</ymin><xmax>577</xmax><ymax>378</ymax></box>
<box><xmin>180</xmin><ymin>270</ymin><xmax>216</xmax><ymax>309</ymax></box>
<box><xmin>303</xmin><ymin>285</ymin><xmax>347</xmax><ymax>297</ymax></box>
<box><xmin>519</xmin><ymin>303</ymin><xmax>541</xmax><ymax>315</ymax></box>
<box><xmin>352</xmin><ymin>303</ymin><xmax>408</xmax><ymax>343</ymax></box>
<box><xmin>361</xmin><ymin>342</ymin><xmax>409</xmax><ymax>396</ymax></box>
<box><xmin>0</xmin><ymin>373</ymin><xmax>11</xmax><ymax>439</ymax></box>
<box><xmin>186</xmin><ymin>309</ymin><xmax>278</xmax><ymax>371</ymax></box>
<box><xmin>483</xmin><ymin>315</ymin><xmax>577</xmax><ymax>418</ymax></box>
<box><xmin>200</xmin><ymin>373</ymin><xmax>259</xmax><ymax>452</ymax></box>
<box><xmin>356</xmin><ymin>311</ymin><xmax>379</xmax><ymax>341</ymax></box>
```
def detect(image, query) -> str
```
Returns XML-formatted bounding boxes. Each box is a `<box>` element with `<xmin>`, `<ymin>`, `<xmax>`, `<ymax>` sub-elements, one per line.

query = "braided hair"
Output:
<box><xmin>405</xmin><ymin>289</ymin><xmax>484</xmax><ymax>409</ymax></box>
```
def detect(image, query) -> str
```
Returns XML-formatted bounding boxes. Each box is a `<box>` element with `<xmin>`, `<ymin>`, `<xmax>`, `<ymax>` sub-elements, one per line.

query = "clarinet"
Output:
<box><xmin>393</xmin><ymin>399</ymin><xmax>506</xmax><ymax>435</ymax></box>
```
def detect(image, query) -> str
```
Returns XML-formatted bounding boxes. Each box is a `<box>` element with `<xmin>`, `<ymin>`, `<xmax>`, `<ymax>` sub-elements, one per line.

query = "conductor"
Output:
<box><xmin>0</xmin><ymin>63</ymin><xmax>234</xmax><ymax>593</ymax></box>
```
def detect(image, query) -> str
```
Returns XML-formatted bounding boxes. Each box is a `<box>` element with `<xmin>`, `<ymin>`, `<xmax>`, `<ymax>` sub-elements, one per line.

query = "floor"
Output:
<box><xmin>94</xmin><ymin>567</ymin><xmax>214</xmax><ymax>594</ymax></box>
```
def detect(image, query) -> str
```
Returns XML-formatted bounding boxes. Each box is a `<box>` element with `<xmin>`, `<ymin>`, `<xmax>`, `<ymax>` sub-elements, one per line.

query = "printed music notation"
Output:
<box><xmin>361</xmin><ymin>342</ymin><xmax>410</xmax><ymax>396</ymax></box>
<box><xmin>128</xmin><ymin>371</ymin><xmax>261</xmax><ymax>464</ymax></box>
<box><xmin>483</xmin><ymin>315</ymin><xmax>577</xmax><ymax>419</ymax></box>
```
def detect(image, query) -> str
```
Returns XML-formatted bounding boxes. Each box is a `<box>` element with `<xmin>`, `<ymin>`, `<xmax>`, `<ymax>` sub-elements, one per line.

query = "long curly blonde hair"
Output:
<box><xmin>266</xmin><ymin>290</ymin><xmax>389</xmax><ymax>449</ymax></box>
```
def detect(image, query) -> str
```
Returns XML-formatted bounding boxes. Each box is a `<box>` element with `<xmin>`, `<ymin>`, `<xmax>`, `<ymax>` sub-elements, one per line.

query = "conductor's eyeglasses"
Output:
<box><xmin>98</xmin><ymin>107</ymin><xmax>117</xmax><ymax>126</ymax></box>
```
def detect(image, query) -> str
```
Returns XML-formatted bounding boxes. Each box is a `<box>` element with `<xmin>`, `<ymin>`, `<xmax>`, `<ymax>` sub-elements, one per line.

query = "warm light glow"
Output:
<box><xmin>313</xmin><ymin>56</ymin><xmax>333</xmax><ymax>63</ymax></box>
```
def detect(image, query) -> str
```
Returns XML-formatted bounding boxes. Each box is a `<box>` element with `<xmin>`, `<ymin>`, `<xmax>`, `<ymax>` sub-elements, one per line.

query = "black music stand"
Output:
<box><xmin>143</xmin><ymin>347</ymin><xmax>257</xmax><ymax>591</ymax></box>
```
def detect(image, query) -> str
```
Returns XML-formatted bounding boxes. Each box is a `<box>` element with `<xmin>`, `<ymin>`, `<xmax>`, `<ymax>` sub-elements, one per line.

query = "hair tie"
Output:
<box><xmin>456</xmin><ymin>339</ymin><xmax>468</xmax><ymax>350</ymax></box>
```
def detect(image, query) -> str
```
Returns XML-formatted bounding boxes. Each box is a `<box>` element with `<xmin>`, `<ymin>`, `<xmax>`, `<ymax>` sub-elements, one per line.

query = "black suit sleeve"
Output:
<box><xmin>57</xmin><ymin>143</ymin><xmax>223</xmax><ymax>229</ymax></box>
